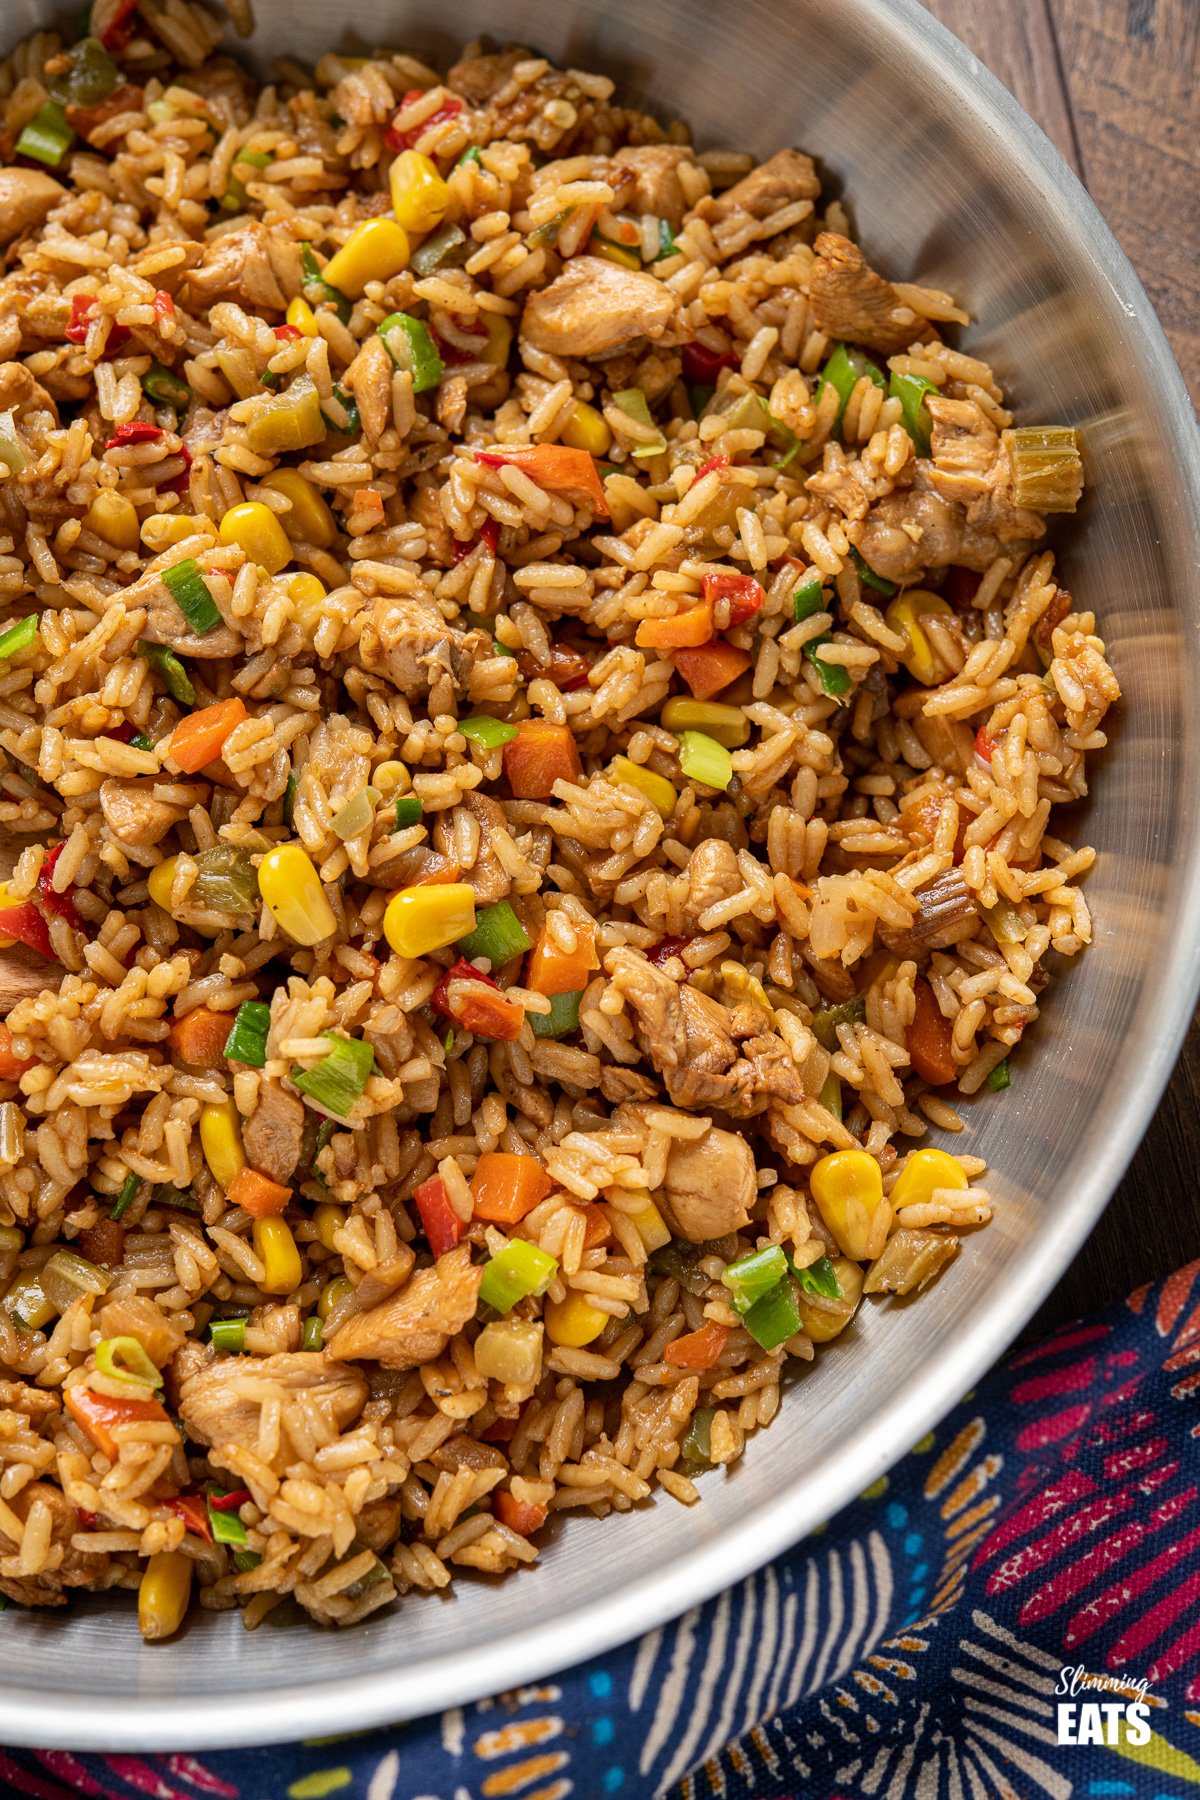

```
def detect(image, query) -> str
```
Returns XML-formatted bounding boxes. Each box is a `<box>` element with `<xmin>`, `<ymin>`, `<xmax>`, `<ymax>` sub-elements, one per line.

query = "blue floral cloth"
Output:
<box><xmin>6</xmin><ymin>1260</ymin><xmax>1200</xmax><ymax>1800</ymax></box>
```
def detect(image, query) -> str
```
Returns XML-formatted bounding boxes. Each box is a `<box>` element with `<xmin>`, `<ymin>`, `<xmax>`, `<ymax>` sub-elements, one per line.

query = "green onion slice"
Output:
<box><xmin>292</xmin><ymin>1032</ymin><xmax>375</xmax><ymax>1118</ymax></box>
<box><xmin>457</xmin><ymin>714</ymin><xmax>519</xmax><ymax>751</ymax></box>
<box><xmin>17</xmin><ymin>100</ymin><xmax>74</xmax><ymax>168</ymax></box>
<box><xmin>679</xmin><ymin>1406</ymin><xmax>715</xmax><ymax>1467</ymax></box>
<box><xmin>818</xmin><ymin>342</ymin><xmax>885</xmax><ymax>430</ymax></box>
<box><xmin>528</xmin><ymin>990</ymin><xmax>582</xmax><ymax>1039</ymax></box>
<box><xmin>675</xmin><ymin>728</ymin><xmax>733</xmax><ymax>792</ymax></box>
<box><xmin>136</xmin><ymin>640</ymin><xmax>196</xmax><ymax>705</ymax></box>
<box><xmin>109</xmin><ymin>1170</ymin><xmax>141</xmax><ymax>1222</ymax></box>
<box><xmin>849</xmin><ymin>546</ymin><xmax>897</xmax><ymax>597</ymax></box>
<box><xmin>792</xmin><ymin>1253</ymin><xmax>842</xmax><ymax>1300</ymax></box>
<box><xmin>987</xmin><ymin>1058</ymin><xmax>1012</xmax><ymax>1092</ymax></box>
<box><xmin>818</xmin><ymin>1069</ymin><xmax>842</xmax><ymax>1121</ymax></box>
<box><xmin>0</xmin><ymin>615</ymin><xmax>40</xmax><ymax>662</ymax></box>
<box><xmin>478</xmin><ymin>1240</ymin><xmax>558</xmax><ymax>1314</ymax></box>
<box><xmin>209</xmin><ymin>1316</ymin><xmax>246</xmax><ymax>1353</ymax></box>
<box><xmin>162</xmin><ymin>557</ymin><xmax>222</xmax><ymax>634</ymax></box>
<box><xmin>889</xmin><ymin>370</ymin><xmax>937</xmax><ymax>457</ymax></box>
<box><xmin>224</xmin><ymin>1000</ymin><xmax>271</xmax><ymax>1067</ymax></box>
<box><xmin>803</xmin><ymin>637</ymin><xmax>852</xmax><ymax>697</ymax></box>
<box><xmin>377</xmin><ymin>312</ymin><xmax>444</xmax><ymax>393</ymax></box>
<box><xmin>721</xmin><ymin>1244</ymin><xmax>788</xmax><ymax>1314</ymax></box>
<box><xmin>456</xmin><ymin>900</ymin><xmax>530</xmax><ymax>966</ymax></box>
<box><xmin>94</xmin><ymin>1334</ymin><xmax>162</xmax><ymax>1390</ymax></box>
<box><xmin>142</xmin><ymin>364</ymin><xmax>191</xmax><ymax>409</ymax></box>
<box><xmin>793</xmin><ymin>578</ymin><xmax>826</xmax><ymax>624</ymax></box>
<box><xmin>393</xmin><ymin>794</ymin><xmax>423</xmax><ymax>830</ymax></box>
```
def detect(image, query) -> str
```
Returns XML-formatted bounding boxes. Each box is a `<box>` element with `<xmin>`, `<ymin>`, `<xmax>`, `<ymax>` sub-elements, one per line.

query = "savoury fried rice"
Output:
<box><xmin>0</xmin><ymin>0</ymin><xmax>1117</xmax><ymax>1637</ymax></box>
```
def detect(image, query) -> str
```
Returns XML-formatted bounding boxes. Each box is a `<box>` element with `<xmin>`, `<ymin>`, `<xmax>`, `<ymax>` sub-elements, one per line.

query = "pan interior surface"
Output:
<box><xmin>1</xmin><ymin>0</ymin><xmax>1198</xmax><ymax>1750</ymax></box>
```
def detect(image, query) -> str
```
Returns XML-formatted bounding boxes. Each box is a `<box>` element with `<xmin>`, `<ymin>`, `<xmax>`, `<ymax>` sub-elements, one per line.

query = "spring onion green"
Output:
<box><xmin>792</xmin><ymin>1253</ymin><xmax>842</xmax><ymax>1300</ymax></box>
<box><xmin>804</xmin><ymin>637</ymin><xmax>852</xmax><ymax>697</ymax></box>
<box><xmin>456</xmin><ymin>144</ymin><xmax>483</xmax><ymax>167</ymax></box>
<box><xmin>655</xmin><ymin>220</ymin><xmax>678</xmax><ymax>261</ymax></box>
<box><xmin>292</xmin><ymin>1032</ymin><xmax>376</xmax><ymax>1117</ymax></box>
<box><xmin>528</xmin><ymin>991</ymin><xmax>582</xmax><ymax>1039</ymax></box>
<box><xmin>478</xmin><ymin>1239</ymin><xmax>558</xmax><ymax>1314</ymax></box>
<box><xmin>889</xmin><ymin>370</ymin><xmax>937</xmax><ymax>457</ymax></box>
<box><xmin>0</xmin><ymin>615</ymin><xmax>40</xmax><ymax>662</ymax></box>
<box><xmin>675</xmin><ymin>729</ymin><xmax>733</xmax><ymax>792</ymax></box>
<box><xmin>377</xmin><ymin>312</ymin><xmax>445</xmax><ymax>392</ymax></box>
<box><xmin>153</xmin><ymin>1182</ymin><xmax>200</xmax><ymax>1213</ymax></box>
<box><xmin>109</xmin><ymin>1170</ymin><xmax>141</xmax><ymax>1222</ymax></box>
<box><xmin>818</xmin><ymin>342</ymin><xmax>885</xmax><ymax>429</ymax></box>
<box><xmin>818</xmin><ymin>1069</ymin><xmax>842</xmax><ymax>1120</ymax></box>
<box><xmin>394</xmin><ymin>795</ymin><xmax>423</xmax><ymax>830</ymax></box>
<box><xmin>679</xmin><ymin>1406</ymin><xmax>715</xmax><ymax>1467</ymax></box>
<box><xmin>209</xmin><ymin>1316</ymin><xmax>246</xmax><ymax>1353</ymax></box>
<box><xmin>850</xmin><ymin>546</ymin><xmax>897</xmax><ymax>597</ymax></box>
<box><xmin>457</xmin><ymin>714</ymin><xmax>519</xmax><ymax>751</ymax></box>
<box><xmin>233</xmin><ymin>1549</ymin><xmax>262</xmax><ymax>1572</ymax></box>
<box><xmin>162</xmin><ymin>558</ymin><xmax>222</xmax><ymax>634</ymax></box>
<box><xmin>142</xmin><ymin>364</ymin><xmax>191</xmax><ymax>409</ymax></box>
<box><xmin>456</xmin><ymin>900</ymin><xmax>531</xmax><ymax>966</ymax></box>
<box><xmin>299</xmin><ymin>243</ymin><xmax>352</xmax><ymax>325</ymax></box>
<box><xmin>223</xmin><ymin>1000</ymin><xmax>271</xmax><ymax>1067</ymax></box>
<box><xmin>987</xmin><ymin>1058</ymin><xmax>1012</xmax><ymax>1092</ymax></box>
<box><xmin>94</xmin><ymin>1334</ymin><xmax>162</xmax><ymax>1390</ymax></box>
<box><xmin>721</xmin><ymin>1244</ymin><xmax>788</xmax><ymax>1314</ymax></box>
<box><xmin>136</xmin><ymin>640</ymin><xmax>196</xmax><ymax>705</ymax></box>
<box><xmin>793</xmin><ymin>577</ymin><xmax>826</xmax><ymax>623</ymax></box>
<box><xmin>320</xmin><ymin>384</ymin><xmax>360</xmax><ymax>435</ymax></box>
<box><xmin>16</xmin><ymin>100</ymin><xmax>74</xmax><ymax>167</ymax></box>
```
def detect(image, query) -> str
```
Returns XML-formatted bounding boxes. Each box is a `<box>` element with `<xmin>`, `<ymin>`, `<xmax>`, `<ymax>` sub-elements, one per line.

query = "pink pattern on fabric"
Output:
<box><xmin>165</xmin><ymin>1758</ymin><xmax>238</xmax><ymax>1798</ymax></box>
<box><xmin>1010</xmin><ymin>1357</ymin><xmax>1098</xmax><ymax>1404</ymax></box>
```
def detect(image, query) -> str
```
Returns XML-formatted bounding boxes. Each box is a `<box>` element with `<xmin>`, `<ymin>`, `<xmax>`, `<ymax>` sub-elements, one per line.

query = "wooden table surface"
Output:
<box><xmin>922</xmin><ymin>0</ymin><xmax>1200</xmax><ymax>1333</ymax></box>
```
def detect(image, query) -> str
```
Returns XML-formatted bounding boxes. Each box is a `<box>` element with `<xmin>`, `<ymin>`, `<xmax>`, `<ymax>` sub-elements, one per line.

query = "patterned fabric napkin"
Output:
<box><xmin>6</xmin><ymin>1260</ymin><xmax>1200</xmax><ymax>1800</ymax></box>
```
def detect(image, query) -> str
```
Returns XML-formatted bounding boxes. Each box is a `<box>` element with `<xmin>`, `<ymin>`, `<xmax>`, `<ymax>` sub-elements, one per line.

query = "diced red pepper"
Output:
<box><xmin>384</xmin><ymin>89</ymin><xmax>463</xmax><ymax>154</ymax></box>
<box><xmin>99</xmin><ymin>0</ymin><xmax>139</xmax><ymax>53</ymax></box>
<box><xmin>76</xmin><ymin>1508</ymin><xmax>100</xmax><ymax>1529</ymax></box>
<box><xmin>682</xmin><ymin>341</ymin><xmax>738</xmax><ymax>385</ymax></box>
<box><xmin>431</xmin><ymin>957</ymin><xmax>500</xmax><ymax>1018</ymax></box>
<box><xmin>494</xmin><ymin>1490</ymin><xmax>548</xmax><ymax>1536</ymax></box>
<box><xmin>974</xmin><ymin>724</ymin><xmax>997</xmax><ymax>766</ymax></box>
<box><xmin>66</xmin><ymin>295</ymin><xmax>96</xmax><ymax>345</ymax></box>
<box><xmin>411</xmin><ymin>1173</ymin><xmax>464</xmax><ymax>1258</ymax></box>
<box><xmin>38</xmin><ymin>842</ymin><xmax>81</xmax><ymax>928</ymax></box>
<box><xmin>694</xmin><ymin>454</ymin><xmax>729</xmax><ymax>483</ymax></box>
<box><xmin>106</xmin><ymin>421</ymin><xmax>163</xmax><ymax>449</ymax></box>
<box><xmin>208</xmin><ymin>1487</ymin><xmax>251</xmax><ymax>1512</ymax></box>
<box><xmin>645</xmin><ymin>934</ymin><xmax>693</xmax><ymax>972</ymax></box>
<box><xmin>452</xmin><ymin>516</ymin><xmax>500</xmax><ymax>563</ymax></box>
<box><xmin>152</xmin><ymin>289</ymin><xmax>176</xmax><ymax>328</ymax></box>
<box><xmin>165</xmin><ymin>1493</ymin><xmax>213</xmax><ymax>1543</ymax></box>
<box><xmin>702</xmin><ymin>571</ymin><xmax>765</xmax><ymax>628</ymax></box>
<box><xmin>67</xmin><ymin>84</ymin><xmax>144</xmax><ymax>144</ymax></box>
<box><xmin>272</xmin><ymin>324</ymin><xmax>302</xmax><ymax>341</ymax></box>
<box><xmin>0</xmin><ymin>900</ymin><xmax>53</xmax><ymax>959</ymax></box>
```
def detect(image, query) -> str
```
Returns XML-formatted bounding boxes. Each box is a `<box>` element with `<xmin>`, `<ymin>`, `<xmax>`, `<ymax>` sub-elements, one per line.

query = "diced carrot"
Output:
<box><xmin>412</xmin><ymin>1174</ymin><xmax>464</xmax><ymax>1258</ymax></box>
<box><xmin>502</xmin><ymin>718</ymin><xmax>582</xmax><ymax>800</ymax></box>
<box><xmin>702</xmin><ymin>571</ymin><xmax>765</xmax><ymax>627</ymax></box>
<box><xmin>169</xmin><ymin>697</ymin><xmax>248</xmax><ymax>774</ymax></box>
<box><xmin>455</xmin><ymin>986</ymin><xmax>525</xmax><ymax>1042</ymax></box>
<box><xmin>475</xmin><ymin>444</ymin><xmax>609</xmax><ymax>519</ymax></box>
<box><xmin>470</xmin><ymin>1151</ymin><xmax>553</xmax><ymax>1223</ymax></box>
<box><xmin>974</xmin><ymin>724</ymin><xmax>997</xmax><ymax>765</ymax></box>
<box><xmin>635</xmin><ymin>599</ymin><xmax>714</xmax><ymax>650</ymax></box>
<box><xmin>494</xmin><ymin>1489</ymin><xmax>548</xmax><ymax>1535</ymax></box>
<box><xmin>65</xmin><ymin>1385</ymin><xmax>169</xmax><ymax>1460</ymax></box>
<box><xmin>571</xmin><ymin>1204</ymin><xmax>612</xmax><ymax>1250</ymax></box>
<box><xmin>0</xmin><ymin>1022</ymin><xmax>35</xmax><ymax>1081</ymax></box>
<box><xmin>168</xmin><ymin>1007</ymin><xmax>234</xmax><ymax>1068</ymax></box>
<box><xmin>907</xmin><ymin>978</ymin><xmax>958</xmax><ymax>1086</ymax></box>
<box><xmin>527</xmin><ymin>923</ymin><xmax>598</xmax><ymax>998</ymax></box>
<box><xmin>226</xmin><ymin>1166</ymin><xmax>291</xmax><ymax>1219</ymax></box>
<box><xmin>165</xmin><ymin>1493</ymin><xmax>212</xmax><ymax>1542</ymax></box>
<box><xmin>672</xmin><ymin>641</ymin><xmax>752</xmax><ymax>699</ymax></box>
<box><xmin>664</xmin><ymin>1319</ymin><xmax>730</xmax><ymax>1369</ymax></box>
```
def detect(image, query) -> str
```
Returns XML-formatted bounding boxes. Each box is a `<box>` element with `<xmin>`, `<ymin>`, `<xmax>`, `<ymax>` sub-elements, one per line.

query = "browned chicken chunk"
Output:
<box><xmin>97</xmin><ymin>1293</ymin><xmax>187</xmax><ymax>1367</ymax></box>
<box><xmin>177</xmin><ymin>1351</ymin><xmax>367</xmax><ymax>1450</ymax></box>
<box><xmin>659</xmin><ymin>1121</ymin><xmax>756</xmax><ymax>1241</ymax></box>
<box><xmin>242</xmin><ymin>1079</ymin><xmax>306</xmax><ymax>1185</ymax></box>
<box><xmin>360</xmin><ymin>596</ymin><xmax>491</xmax><ymax>694</ymax></box>
<box><xmin>326</xmin><ymin>1243</ymin><xmax>482</xmax><ymax>1369</ymax></box>
<box><xmin>809</xmin><ymin>231</ymin><xmax>921</xmax><ymax>355</ymax></box>
<box><xmin>0</xmin><ymin>170</ymin><xmax>64</xmax><ymax>247</ymax></box>
<box><xmin>99</xmin><ymin>779</ymin><xmax>187</xmax><ymax>850</ymax></box>
<box><xmin>709</xmin><ymin>148</ymin><xmax>820</xmax><ymax>223</ymax></box>
<box><xmin>0</xmin><ymin>1483</ymin><xmax>108</xmax><ymax>1607</ymax></box>
<box><xmin>853</xmin><ymin>486</ymin><xmax>1044</xmax><ymax>583</ymax></box>
<box><xmin>432</xmin><ymin>790</ymin><xmax>511</xmax><ymax>906</ymax></box>
<box><xmin>521</xmin><ymin>257</ymin><xmax>681</xmax><ymax>359</ymax></box>
<box><xmin>184</xmin><ymin>221</ymin><xmax>301</xmax><ymax>312</ymax></box>
<box><xmin>611</xmin><ymin>145</ymin><xmax>700</xmax><ymax>229</ymax></box>
<box><xmin>680</xmin><ymin>839</ymin><xmax>742</xmax><ymax>931</ymax></box>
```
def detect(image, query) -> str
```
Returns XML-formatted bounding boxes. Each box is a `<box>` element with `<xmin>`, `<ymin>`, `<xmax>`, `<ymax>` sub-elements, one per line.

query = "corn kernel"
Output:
<box><xmin>260</xmin><ymin>470</ymin><xmax>337</xmax><ymax>549</ymax></box>
<box><xmin>889</xmin><ymin>1147</ymin><xmax>969</xmax><ymax>1210</ymax></box>
<box><xmin>313</xmin><ymin>1202</ymin><xmax>345</xmax><ymax>1252</ymax></box>
<box><xmin>809</xmin><ymin>1148</ymin><xmax>892</xmax><ymax>1262</ymax></box>
<box><xmin>630</xmin><ymin>1199</ymin><xmax>672</xmax><ymax>1253</ymax></box>
<box><xmin>277</xmin><ymin>571</ymin><xmax>328</xmax><ymax>639</ymax></box>
<box><xmin>543</xmin><ymin>1290</ymin><xmax>609</xmax><ymax>1348</ymax></box>
<box><xmin>478</xmin><ymin>312</ymin><xmax>513</xmax><ymax>367</ymax></box>
<box><xmin>219</xmin><ymin>501</ymin><xmax>292</xmax><ymax>577</ymax></box>
<box><xmin>199</xmin><ymin>1100</ymin><xmax>245</xmax><ymax>1192</ymax></box>
<box><xmin>258</xmin><ymin>844</ymin><xmax>337</xmax><ymax>947</ymax></box>
<box><xmin>383</xmin><ymin>883</ymin><xmax>476</xmax><ymax>958</ymax></box>
<box><xmin>561</xmin><ymin>400</ymin><xmax>611</xmax><ymax>458</ymax></box>
<box><xmin>797</xmin><ymin>1257</ymin><xmax>864</xmax><ymax>1343</ymax></box>
<box><xmin>321</xmin><ymin>218</ymin><xmax>410</xmax><ymax>299</ymax></box>
<box><xmin>254</xmin><ymin>1214</ymin><xmax>303</xmax><ymax>1295</ymax></box>
<box><xmin>286</xmin><ymin>294</ymin><xmax>319</xmax><ymax>337</ymax></box>
<box><xmin>388</xmin><ymin>150</ymin><xmax>450</xmax><ymax>234</ymax></box>
<box><xmin>372</xmin><ymin>760</ymin><xmax>410</xmax><ymax>795</ymax></box>
<box><xmin>138</xmin><ymin>1550</ymin><xmax>193</xmax><ymax>1641</ymax></box>
<box><xmin>611</xmin><ymin>755</ymin><xmax>676</xmax><ymax>819</ymax></box>
<box><xmin>83</xmin><ymin>489</ymin><xmax>139</xmax><ymax>552</ymax></box>
<box><xmin>660</xmin><ymin>697</ymin><xmax>750</xmax><ymax>747</ymax></box>
<box><xmin>147</xmin><ymin>856</ymin><xmax>178</xmax><ymax>910</ymax></box>
<box><xmin>141</xmin><ymin>512</ymin><xmax>205</xmax><ymax>550</ymax></box>
<box><xmin>318</xmin><ymin>1274</ymin><xmax>354</xmax><ymax>1319</ymax></box>
<box><xmin>884</xmin><ymin>590</ymin><xmax>953</xmax><ymax>686</ymax></box>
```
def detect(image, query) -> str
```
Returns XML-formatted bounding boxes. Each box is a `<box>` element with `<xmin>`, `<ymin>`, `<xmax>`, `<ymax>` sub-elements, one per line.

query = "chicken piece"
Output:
<box><xmin>809</xmin><ymin>231</ymin><xmax>921</xmax><ymax>356</ymax></box>
<box><xmin>709</xmin><ymin>148</ymin><xmax>820</xmax><ymax>223</ymax></box>
<box><xmin>923</xmin><ymin>394</ymin><xmax>1001</xmax><ymax>508</ymax></box>
<box><xmin>99</xmin><ymin>778</ymin><xmax>188</xmax><ymax>850</ymax></box>
<box><xmin>360</xmin><ymin>595</ymin><xmax>491</xmax><ymax>695</ymax></box>
<box><xmin>96</xmin><ymin>1293</ymin><xmax>186</xmax><ymax>1368</ymax></box>
<box><xmin>242</xmin><ymin>1079</ymin><xmax>305</xmax><ymax>1185</ymax></box>
<box><xmin>177</xmin><ymin>1350</ymin><xmax>367</xmax><ymax>1450</ymax></box>
<box><xmin>432</xmin><ymin>790</ymin><xmax>511</xmax><ymax>906</ymax></box>
<box><xmin>182</xmin><ymin>405</ymin><xmax>230</xmax><ymax>460</ymax></box>
<box><xmin>0</xmin><ymin>360</ymin><xmax>59</xmax><ymax>424</ymax></box>
<box><xmin>126</xmin><ymin>566</ymin><xmax>241</xmax><ymax>659</ymax></box>
<box><xmin>344</xmin><ymin>333</ymin><xmax>394</xmax><ymax>442</ymax></box>
<box><xmin>446</xmin><ymin>48</ymin><xmax>527</xmax><ymax>103</ymax></box>
<box><xmin>611</xmin><ymin>145</ymin><xmax>699</xmax><ymax>230</ymax></box>
<box><xmin>326</xmin><ymin>1243</ymin><xmax>482</xmax><ymax>1370</ymax></box>
<box><xmin>879</xmin><ymin>868</ymin><xmax>976</xmax><ymax>958</ymax></box>
<box><xmin>520</xmin><ymin>257</ymin><xmax>681</xmax><ymax>359</ymax></box>
<box><xmin>852</xmin><ymin>486</ymin><xmax>1044</xmax><ymax>584</ymax></box>
<box><xmin>0</xmin><ymin>1483</ymin><xmax>110</xmax><ymax>1607</ymax></box>
<box><xmin>680</xmin><ymin>839</ymin><xmax>742</xmax><ymax>931</ymax></box>
<box><xmin>0</xmin><ymin>170</ymin><xmax>64</xmax><ymax>247</ymax></box>
<box><xmin>658</xmin><ymin>1122</ymin><xmax>756</xmax><ymax>1242</ymax></box>
<box><xmin>605</xmin><ymin>947</ymin><xmax>804</xmax><ymax>1117</ymax></box>
<box><xmin>354</xmin><ymin>1496</ymin><xmax>402</xmax><ymax>1551</ymax></box>
<box><xmin>184</xmin><ymin>221</ymin><xmax>302</xmax><ymax>312</ymax></box>
<box><xmin>599</xmin><ymin>1065</ymin><xmax>660</xmax><ymax>1105</ymax></box>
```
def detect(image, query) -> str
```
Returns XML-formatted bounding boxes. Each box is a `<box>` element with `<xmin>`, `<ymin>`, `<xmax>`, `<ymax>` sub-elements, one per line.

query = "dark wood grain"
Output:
<box><xmin>922</xmin><ymin>0</ymin><xmax>1200</xmax><ymax>1332</ymax></box>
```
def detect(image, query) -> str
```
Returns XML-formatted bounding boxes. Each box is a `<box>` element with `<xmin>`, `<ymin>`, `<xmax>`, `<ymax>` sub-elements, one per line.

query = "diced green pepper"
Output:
<box><xmin>457</xmin><ymin>900</ymin><xmax>530</xmax><ymax>966</ymax></box>
<box><xmin>377</xmin><ymin>312</ymin><xmax>444</xmax><ymax>394</ymax></box>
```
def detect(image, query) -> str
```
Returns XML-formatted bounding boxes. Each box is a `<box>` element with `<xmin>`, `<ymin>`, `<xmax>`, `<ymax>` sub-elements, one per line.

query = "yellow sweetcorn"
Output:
<box><xmin>383</xmin><ymin>883</ymin><xmax>476</xmax><ymax>958</ymax></box>
<box><xmin>478</xmin><ymin>312</ymin><xmax>513</xmax><ymax>367</ymax></box>
<box><xmin>254</xmin><ymin>1215</ymin><xmax>303</xmax><ymax>1294</ymax></box>
<box><xmin>543</xmin><ymin>1290</ymin><xmax>609</xmax><ymax>1348</ymax></box>
<box><xmin>797</xmin><ymin>1257</ymin><xmax>864</xmax><ymax>1343</ymax></box>
<box><xmin>321</xmin><ymin>218</ymin><xmax>410</xmax><ymax>298</ymax></box>
<box><xmin>388</xmin><ymin>150</ymin><xmax>450</xmax><ymax>234</ymax></box>
<box><xmin>561</xmin><ymin>400</ymin><xmax>611</xmax><ymax>458</ymax></box>
<box><xmin>312</xmin><ymin>1202</ymin><xmax>345</xmax><ymax>1252</ymax></box>
<box><xmin>278</xmin><ymin>572</ymin><xmax>327</xmax><ymax>639</ymax></box>
<box><xmin>285</xmin><ymin>294</ymin><xmax>319</xmax><ymax>337</ymax></box>
<box><xmin>257</xmin><ymin>844</ymin><xmax>337</xmax><ymax>946</ymax></box>
<box><xmin>884</xmin><ymin>589</ymin><xmax>954</xmax><ymax>686</ymax></box>
<box><xmin>889</xmin><ymin>1147</ymin><xmax>969</xmax><ymax>1210</ymax></box>
<box><xmin>318</xmin><ymin>1274</ymin><xmax>353</xmax><ymax>1318</ymax></box>
<box><xmin>199</xmin><ymin>1100</ymin><xmax>245</xmax><ymax>1191</ymax></box>
<box><xmin>83</xmin><ymin>489</ymin><xmax>139</xmax><ymax>551</ymax></box>
<box><xmin>809</xmin><ymin>1148</ymin><xmax>892</xmax><ymax>1263</ymax></box>
<box><xmin>660</xmin><ymin>697</ymin><xmax>749</xmax><ymax>748</ymax></box>
<box><xmin>629</xmin><ymin>1199</ymin><xmax>672</xmax><ymax>1253</ymax></box>
<box><xmin>219</xmin><ymin>501</ymin><xmax>292</xmax><ymax>577</ymax></box>
<box><xmin>372</xmin><ymin>760</ymin><xmax>410</xmax><ymax>795</ymax></box>
<box><xmin>260</xmin><ymin>470</ymin><xmax>337</xmax><ymax>549</ymax></box>
<box><xmin>138</xmin><ymin>1550</ymin><xmax>193</xmax><ymax>1641</ymax></box>
<box><xmin>610</xmin><ymin>755</ymin><xmax>676</xmax><ymax>819</ymax></box>
<box><xmin>141</xmin><ymin>512</ymin><xmax>205</xmax><ymax>550</ymax></box>
<box><xmin>146</xmin><ymin>856</ymin><xmax>178</xmax><ymax>910</ymax></box>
